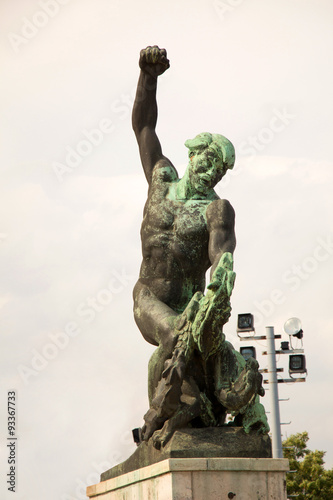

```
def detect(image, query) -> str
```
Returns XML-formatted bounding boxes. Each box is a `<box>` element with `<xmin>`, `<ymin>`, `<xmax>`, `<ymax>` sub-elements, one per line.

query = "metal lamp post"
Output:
<box><xmin>266</xmin><ymin>326</ymin><xmax>283</xmax><ymax>458</ymax></box>
<box><xmin>237</xmin><ymin>314</ymin><xmax>307</xmax><ymax>460</ymax></box>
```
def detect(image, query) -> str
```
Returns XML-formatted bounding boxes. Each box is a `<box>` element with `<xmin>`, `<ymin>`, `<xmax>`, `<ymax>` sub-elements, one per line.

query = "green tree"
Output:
<box><xmin>283</xmin><ymin>431</ymin><xmax>333</xmax><ymax>499</ymax></box>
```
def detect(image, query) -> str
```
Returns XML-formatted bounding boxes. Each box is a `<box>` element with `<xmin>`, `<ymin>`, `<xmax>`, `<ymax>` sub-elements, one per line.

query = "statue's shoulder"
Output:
<box><xmin>151</xmin><ymin>159</ymin><xmax>178</xmax><ymax>184</ymax></box>
<box><xmin>206</xmin><ymin>199</ymin><xmax>235</xmax><ymax>229</ymax></box>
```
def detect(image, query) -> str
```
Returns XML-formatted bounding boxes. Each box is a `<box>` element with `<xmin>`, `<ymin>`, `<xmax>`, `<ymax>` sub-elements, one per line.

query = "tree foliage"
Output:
<box><xmin>283</xmin><ymin>431</ymin><xmax>333</xmax><ymax>499</ymax></box>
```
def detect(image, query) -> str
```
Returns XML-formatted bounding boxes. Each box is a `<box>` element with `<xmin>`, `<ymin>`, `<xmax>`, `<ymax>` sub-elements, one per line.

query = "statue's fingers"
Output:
<box><xmin>145</xmin><ymin>46</ymin><xmax>152</xmax><ymax>62</ymax></box>
<box><xmin>151</xmin><ymin>46</ymin><xmax>159</xmax><ymax>63</ymax></box>
<box><xmin>160</xmin><ymin>55</ymin><xmax>170</xmax><ymax>69</ymax></box>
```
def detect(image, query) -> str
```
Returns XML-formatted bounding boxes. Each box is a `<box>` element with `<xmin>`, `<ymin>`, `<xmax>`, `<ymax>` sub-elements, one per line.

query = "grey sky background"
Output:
<box><xmin>1</xmin><ymin>1</ymin><xmax>333</xmax><ymax>499</ymax></box>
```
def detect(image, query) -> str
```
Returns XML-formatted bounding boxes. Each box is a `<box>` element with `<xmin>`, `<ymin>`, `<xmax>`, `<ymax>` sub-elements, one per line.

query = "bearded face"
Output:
<box><xmin>188</xmin><ymin>148</ymin><xmax>225</xmax><ymax>194</ymax></box>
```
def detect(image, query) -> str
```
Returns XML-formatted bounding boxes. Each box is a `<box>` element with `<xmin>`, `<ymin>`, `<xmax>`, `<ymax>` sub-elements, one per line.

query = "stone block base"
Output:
<box><xmin>101</xmin><ymin>427</ymin><xmax>272</xmax><ymax>481</ymax></box>
<box><xmin>87</xmin><ymin>457</ymin><xmax>289</xmax><ymax>500</ymax></box>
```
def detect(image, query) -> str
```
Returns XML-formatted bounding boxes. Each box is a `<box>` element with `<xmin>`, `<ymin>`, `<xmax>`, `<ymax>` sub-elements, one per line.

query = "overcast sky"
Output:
<box><xmin>1</xmin><ymin>1</ymin><xmax>333</xmax><ymax>499</ymax></box>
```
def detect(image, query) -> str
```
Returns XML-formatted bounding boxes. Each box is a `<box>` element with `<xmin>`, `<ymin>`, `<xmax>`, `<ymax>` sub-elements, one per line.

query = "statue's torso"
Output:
<box><xmin>139</xmin><ymin>177</ymin><xmax>213</xmax><ymax>311</ymax></box>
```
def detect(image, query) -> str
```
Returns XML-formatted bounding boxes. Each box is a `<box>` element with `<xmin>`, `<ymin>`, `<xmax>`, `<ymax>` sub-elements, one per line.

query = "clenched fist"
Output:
<box><xmin>139</xmin><ymin>45</ymin><xmax>170</xmax><ymax>78</ymax></box>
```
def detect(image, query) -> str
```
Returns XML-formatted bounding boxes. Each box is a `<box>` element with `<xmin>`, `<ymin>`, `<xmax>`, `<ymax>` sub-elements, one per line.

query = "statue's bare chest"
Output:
<box><xmin>142</xmin><ymin>185</ymin><xmax>211</xmax><ymax>246</ymax></box>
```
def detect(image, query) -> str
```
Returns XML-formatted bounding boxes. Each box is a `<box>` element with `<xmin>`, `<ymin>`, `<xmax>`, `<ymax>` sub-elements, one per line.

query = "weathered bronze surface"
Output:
<box><xmin>131</xmin><ymin>46</ymin><xmax>269</xmax><ymax>450</ymax></box>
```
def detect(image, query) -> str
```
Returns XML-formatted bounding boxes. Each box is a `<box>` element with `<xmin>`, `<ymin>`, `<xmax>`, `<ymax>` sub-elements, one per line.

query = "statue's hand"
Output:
<box><xmin>207</xmin><ymin>252</ymin><xmax>235</xmax><ymax>298</ymax></box>
<box><xmin>139</xmin><ymin>45</ymin><xmax>170</xmax><ymax>77</ymax></box>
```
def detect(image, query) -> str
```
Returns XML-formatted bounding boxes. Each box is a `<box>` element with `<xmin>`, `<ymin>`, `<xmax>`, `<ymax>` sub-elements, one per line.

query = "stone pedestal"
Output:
<box><xmin>87</xmin><ymin>457</ymin><xmax>289</xmax><ymax>500</ymax></box>
<box><xmin>101</xmin><ymin>427</ymin><xmax>272</xmax><ymax>481</ymax></box>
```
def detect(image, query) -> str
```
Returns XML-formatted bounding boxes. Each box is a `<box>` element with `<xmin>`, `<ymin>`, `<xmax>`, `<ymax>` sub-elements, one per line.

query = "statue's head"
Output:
<box><xmin>184</xmin><ymin>132</ymin><xmax>235</xmax><ymax>194</ymax></box>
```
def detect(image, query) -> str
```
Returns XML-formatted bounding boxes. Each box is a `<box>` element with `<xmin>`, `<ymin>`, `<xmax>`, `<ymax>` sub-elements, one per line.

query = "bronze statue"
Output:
<box><xmin>132</xmin><ymin>46</ymin><xmax>269</xmax><ymax>449</ymax></box>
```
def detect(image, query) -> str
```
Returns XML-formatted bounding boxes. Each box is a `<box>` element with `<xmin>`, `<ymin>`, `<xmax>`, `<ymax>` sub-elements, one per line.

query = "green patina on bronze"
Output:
<box><xmin>131</xmin><ymin>45</ymin><xmax>269</xmax><ymax>450</ymax></box>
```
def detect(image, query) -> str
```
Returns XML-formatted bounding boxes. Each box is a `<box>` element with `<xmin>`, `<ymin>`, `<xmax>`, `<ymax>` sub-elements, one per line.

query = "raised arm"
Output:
<box><xmin>132</xmin><ymin>46</ymin><xmax>172</xmax><ymax>184</ymax></box>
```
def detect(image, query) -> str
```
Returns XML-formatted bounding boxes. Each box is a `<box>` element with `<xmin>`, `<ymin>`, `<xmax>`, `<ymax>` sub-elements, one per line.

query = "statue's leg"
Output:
<box><xmin>133</xmin><ymin>281</ymin><xmax>179</xmax><ymax>404</ymax></box>
<box><xmin>134</xmin><ymin>280</ymin><xmax>203</xmax><ymax>409</ymax></box>
<box><xmin>133</xmin><ymin>280</ymin><xmax>178</xmax><ymax>348</ymax></box>
<box><xmin>147</xmin><ymin>345</ymin><xmax>170</xmax><ymax>403</ymax></box>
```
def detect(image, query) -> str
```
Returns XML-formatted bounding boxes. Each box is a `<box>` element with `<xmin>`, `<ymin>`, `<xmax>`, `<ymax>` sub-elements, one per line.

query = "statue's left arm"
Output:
<box><xmin>206</xmin><ymin>199</ymin><xmax>236</xmax><ymax>277</ymax></box>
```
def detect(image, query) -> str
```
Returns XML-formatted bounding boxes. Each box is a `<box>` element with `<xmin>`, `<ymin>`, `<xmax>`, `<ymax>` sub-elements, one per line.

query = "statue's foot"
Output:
<box><xmin>151</xmin><ymin>409</ymin><xmax>189</xmax><ymax>450</ymax></box>
<box><xmin>152</xmin><ymin>424</ymin><xmax>172</xmax><ymax>450</ymax></box>
<box><xmin>142</xmin><ymin>408</ymin><xmax>165</xmax><ymax>442</ymax></box>
<box><xmin>151</xmin><ymin>384</ymin><xmax>203</xmax><ymax>449</ymax></box>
